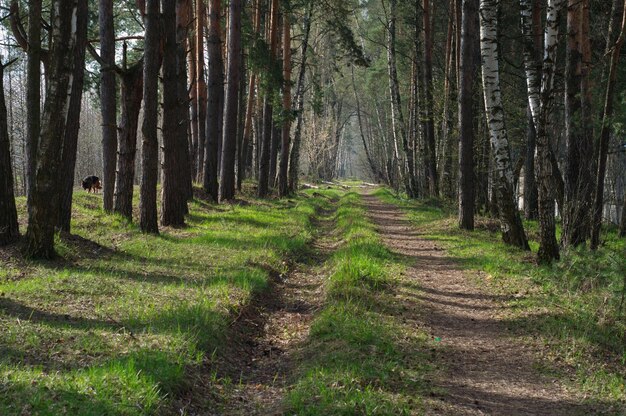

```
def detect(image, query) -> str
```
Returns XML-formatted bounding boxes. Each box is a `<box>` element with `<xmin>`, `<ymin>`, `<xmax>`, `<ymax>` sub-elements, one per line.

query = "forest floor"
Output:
<box><xmin>1</xmin><ymin>185</ymin><xmax>624</xmax><ymax>415</ymax></box>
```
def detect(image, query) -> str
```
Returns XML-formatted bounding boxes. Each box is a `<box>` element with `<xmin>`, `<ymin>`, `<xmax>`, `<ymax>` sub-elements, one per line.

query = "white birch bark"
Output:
<box><xmin>479</xmin><ymin>0</ymin><xmax>529</xmax><ymax>248</ymax></box>
<box><xmin>520</xmin><ymin>0</ymin><xmax>540</xmax><ymax>127</ymax></box>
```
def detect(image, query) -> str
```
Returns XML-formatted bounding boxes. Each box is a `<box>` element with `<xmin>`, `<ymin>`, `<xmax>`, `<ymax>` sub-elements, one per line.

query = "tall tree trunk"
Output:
<box><xmin>520</xmin><ymin>0</ymin><xmax>541</xmax><ymax>220</ymax></box>
<box><xmin>176</xmin><ymin>0</ymin><xmax>193</xmax><ymax>203</ymax></box>
<box><xmin>620</xmin><ymin>190</ymin><xmax>626</xmax><ymax>237</ymax></box>
<box><xmin>479</xmin><ymin>0</ymin><xmax>530</xmax><ymax>250</ymax></box>
<box><xmin>562</xmin><ymin>0</ymin><xmax>592</xmax><ymax>247</ymax></box>
<box><xmin>441</xmin><ymin>0</ymin><xmax>456</xmax><ymax>199</ymax></box>
<box><xmin>278</xmin><ymin>8</ymin><xmax>292</xmax><ymax>197</ymax></box>
<box><xmin>219</xmin><ymin>0</ymin><xmax>242</xmax><ymax>201</ymax></box>
<box><xmin>57</xmin><ymin>0</ymin><xmax>88</xmax><ymax>232</ymax></box>
<box><xmin>591</xmin><ymin>0</ymin><xmax>626</xmax><ymax>249</ymax></box>
<box><xmin>99</xmin><ymin>0</ymin><xmax>117</xmax><ymax>212</ymax></box>
<box><xmin>0</xmin><ymin>60</ymin><xmax>19</xmax><ymax>246</ymax></box>
<box><xmin>458</xmin><ymin>0</ymin><xmax>480</xmax><ymax>231</ymax></box>
<box><xmin>113</xmin><ymin>60</ymin><xmax>144</xmax><ymax>220</ymax></box>
<box><xmin>422</xmin><ymin>0</ymin><xmax>438</xmax><ymax>196</ymax></box>
<box><xmin>258</xmin><ymin>0</ymin><xmax>280</xmax><ymax>197</ymax></box>
<box><xmin>139</xmin><ymin>0</ymin><xmax>160</xmax><ymax>234</ymax></box>
<box><xmin>26</xmin><ymin>0</ymin><xmax>42</xmax><ymax>200</ymax></box>
<box><xmin>196</xmin><ymin>0</ymin><xmax>208</xmax><ymax>182</ymax></box>
<box><xmin>387</xmin><ymin>0</ymin><xmax>417</xmax><ymax>198</ymax></box>
<box><xmin>536</xmin><ymin>0</ymin><xmax>566</xmax><ymax>262</ymax></box>
<box><xmin>287</xmin><ymin>0</ymin><xmax>312</xmax><ymax>193</ymax></box>
<box><xmin>203</xmin><ymin>0</ymin><xmax>223</xmax><ymax>202</ymax></box>
<box><xmin>161</xmin><ymin>0</ymin><xmax>186</xmax><ymax>226</ymax></box>
<box><xmin>25</xmin><ymin>0</ymin><xmax>80</xmax><ymax>258</ymax></box>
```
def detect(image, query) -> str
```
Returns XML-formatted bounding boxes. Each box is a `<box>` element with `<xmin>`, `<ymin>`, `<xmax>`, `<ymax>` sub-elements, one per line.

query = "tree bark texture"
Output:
<box><xmin>26</xmin><ymin>0</ymin><xmax>42</xmax><ymax>200</ymax></box>
<box><xmin>219</xmin><ymin>0</ymin><xmax>242</xmax><ymax>201</ymax></box>
<box><xmin>0</xmin><ymin>61</ymin><xmax>19</xmax><ymax>246</ymax></box>
<box><xmin>99</xmin><ymin>0</ymin><xmax>117</xmax><ymax>212</ymax></box>
<box><xmin>422</xmin><ymin>0</ymin><xmax>438</xmax><ymax>197</ymax></box>
<box><xmin>25</xmin><ymin>0</ymin><xmax>80</xmax><ymax>258</ymax></box>
<box><xmin>458</xmin><ymin>0</ymin><xmax>480</xmax><ymax>231</ymax></box>
<box><xmin>278</xmin><ymin>10</ymin><xmax>292</xmax><ymax>197</ymax></box>
<box><xmin>57</xmin><ymin>0</ymin><xmax>88</xmax><ymax>232</ymax></box>
<box><xmin>139</xmin><ymin>0</ymin><xmax>160</xmax><ymax>234</ymax></box>
<box><xmin>479</xmin><ymin>0</ymin><xmax>530</xmax><ymax>250</ymax></box>
<box><xmin>203</xmin><ymin>0</ymin><xmax>223</xmax><ymax>202</ymax></box>
<box><xmin>113</xmin><ymin>61</ymin><xmax>144</xmax><ymax>220</ymax></box>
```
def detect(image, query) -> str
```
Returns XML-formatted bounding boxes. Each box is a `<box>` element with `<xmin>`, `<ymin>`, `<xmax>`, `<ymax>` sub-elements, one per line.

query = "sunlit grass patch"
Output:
<box><xmin>286</xmin><ymin>191</ymin><xmax>429</xmax><ymax>415</ymax></box>
<box><xmin>378</xmin><ymin>188</ymin><xmax>626</xmax><ymax>406</ymax></box>
<box><xmin>0</xmin><ymin>185</ymin><xmax>329</xmax><ymax>414</ymax></box>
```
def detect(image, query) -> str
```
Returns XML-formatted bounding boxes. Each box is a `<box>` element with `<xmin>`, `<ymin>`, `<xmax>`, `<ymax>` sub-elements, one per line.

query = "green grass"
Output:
<box><xmin>374</xmin><ymin>187</ymin><xmax>626</xmax><ymax>407</ymax></box>
<box><xmin>286</xmin><ymin>192</ymin><xmax>430</xmax><ymax>415</ymax></box>
<box><xmin>0</xmin><ymin>186</ymin><xmax>329</xmax><ymax>415</ymax></box>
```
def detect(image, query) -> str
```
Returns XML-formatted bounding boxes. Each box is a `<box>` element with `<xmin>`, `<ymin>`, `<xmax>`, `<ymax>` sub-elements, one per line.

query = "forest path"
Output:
<box><xmin>217</xmin><ymin>199</ymin><xmax>337</xmax><ymax>415</ymax></box>
<box><xmin>362</xmin><ymin>193</ymin><xmax>596</xmax><ymax>416</ymax></box>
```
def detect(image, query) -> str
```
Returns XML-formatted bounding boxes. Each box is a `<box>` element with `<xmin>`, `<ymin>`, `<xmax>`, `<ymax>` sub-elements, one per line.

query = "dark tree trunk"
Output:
<box><xmin>25</xmin><ymin>0</ymin><xmax>80</xmax><ymax>258</ymax></box>
<box><xmin>161</xmin><ymin>0</ymin><xmax>187</xmax><ymax>226</ymax></box>
<box><xmin>219</xmin><ymin>0</ymin><xmax>242</xmax><ymax>201</ymax></box>
<box><xmin>196</xmin><ymin>0</ymin><xmax>208</xmax><ymax>182</ymax></box>
<box><xmin>562</xmin><ymin>0</ymin><xmax>592</xmax><ymax>247</ymax></box>
<box><xmin>620</xmin><ymin>191</ymin><xmax>626</xmax><ymax>237</ymax></box>
<box><xmin>258</xmin><ymin>0</ymin><xmax>279</xmax><ymax>197</ymax></box>
<box><xmin>591</xmin><ymin>0</ymin><xmax>626</xmax><ymax>249</ymax></box>
<box><xmin>139</xmin><ymin>0</ymin><xmax>160</xmax><ymax>234</ymax></box>
<box><xmin>422</xmin><ymin>0</ymin><xmax>438</xmax><ymax>196</ymax></box>
<box><xmin>113</xmin><ymin>60</ymin><xmax>144</xmax><ymax>220</ymax></box>
<box><xmin>203</xmin><ymin>0</ymin><xmax>223</xmax><ymax>202</ymax></box>
<box><xmin>0</xmin><ymin>60</ymin><xmax>19</xmax><ymax>246</ymax></box>
<box><xmin>287</xmin><ymin>0</ymin><xmax>312</xmax><ymax>193</ymax></box>
<box><xmin>26</xmin><ymin>0</ymin><xmax>42</xmax><ymax>200</ymax></box>
<box><xmin>278</xmin><ymin>10</ymin><xmax>292</xmax><ymax>197</ymax></box>
<box><xmin>458</xmin><ymin>0</ymin><xmax>480</xmax><ymax>231</ymax></box>
<box><xmin>176</xmin><ymin>0</ymin><xmax>193</xmax><ymax>204</ymax></box>
<box><xmin>99</xmin><ymin>0</ymin><xmax>118</xmax><ymax>212</ymax></box>
<box><xmin>57</xmin><ymin>0</ymin><xmax>88</xmax><ymax>232</ymax></box>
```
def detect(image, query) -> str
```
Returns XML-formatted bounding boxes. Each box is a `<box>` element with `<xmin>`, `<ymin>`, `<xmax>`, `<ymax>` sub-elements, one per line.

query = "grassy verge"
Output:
<box><xmin>374</xmin><ymin>187</ymin><xmax>626</xmax><ymax>408</ymax></box>
<box><xmin>0</xmin><ymin>187</ymin><xmax>328</xmax><ymax>415</ymax></box>
<box><xmin>286</xmin><ymin>191</ymin><xmax>430</xmax><ymax>415</ymax></box>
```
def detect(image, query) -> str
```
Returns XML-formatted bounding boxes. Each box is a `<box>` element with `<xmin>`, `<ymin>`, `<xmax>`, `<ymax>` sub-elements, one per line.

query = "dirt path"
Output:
<box><xmin>216</xmin><ymin>203</ymin><xmax>336</xmax><ymax>415</ymax></box>
<box><xmin>362</xmin><ymin>193</ymin><xmax>597</xmax><ymax>416</ymax></box>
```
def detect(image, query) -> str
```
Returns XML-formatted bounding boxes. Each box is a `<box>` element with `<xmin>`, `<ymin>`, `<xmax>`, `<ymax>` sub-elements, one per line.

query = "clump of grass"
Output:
<box><xmin>378</xmin><ymin>188</ymin><xmax>626</xmax><ymax>405</ymax></box>
<box><xmin>286</xmin><ymin>191</ymin><xmax>429</xmax><ymax>415</ymax></box>
<box><xmin>0</xmin><ymin>185</ymin><xmax>329</xmax><ymax>414</ymax></box>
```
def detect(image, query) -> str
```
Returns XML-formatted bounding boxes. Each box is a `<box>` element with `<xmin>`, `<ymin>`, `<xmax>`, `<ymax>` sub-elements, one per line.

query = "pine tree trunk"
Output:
<box><xmin>479</xmin><ymin>0</ymin><xmax>529</xmax><ymax>250</ymax></box>
<box><xmin>287</xmin><ymin>0</ymin><xmax>312</xmax><ymax>193</ymax></box>
<box><xmin>536</xmin><ymin>0</ymin><xmax>566</xmax><ymax>262</ymax></box>
<box><xmin>25</xmin><ymin>0</ymin><xmax>42</xmax><ymax>201</ymax></box>
<box><xmin>258</xmin><ymin>0</ymin><xmax>280</xmax><ymax>197</ymax></box>
<box><xmin>278</xmin><ymin>10</ymin><xmax>292</xmax><ymax>197</ymax></box>
<box><xmin>422</xmin><ymin>0</ymin><xmax>438</xmax><ymax>196</ymax></box>
<box><xmin>591</xmin><ymin>0</ymin><xmax>626</xmax><ymax>249</ymax></box>
<box><xmin>25</xmin><ymin>0</ymin><xmax>80</xmax><ymax>258</ymax></box>
<box><xmin>562</xmin><ymin>0</ymin><xmax>592</xmax><ymax>247</ymax></box>
<box><xmin>0</xmin><ymin>61</ymin><xmax>19</xmax><ymax>246</ymax></box>
<box><xmin>57</xmin><ymin>0</ymin><xmax>88</xmax><ymax>232</ymax></box>
<box><xmin>196</xmin><ymin>0</ymin><xmax>208</xmax><ymax>183</ymax></box>
<box><xmin>99</xmin><ymin>0</ymin><xmax>117</xmax><ymax>212</ymax></box>
<box><xmin>161</xmin><ymin>0</ymin><xmax>186</xmax><ymax>226</ymax></box>
<box><xmin>203</xmin><ymin>0</ymin><xmax>223</xmax><ymax>202</ymax></box>
<box><xmin>113</xmin><ymin>61</ymin><xmax>143</xmax><ymax>220</ymax></box>
<box><xmin>441</xmin><ymin>0</ymin><xmax>456</xmax><ymax>199</ymax></box>
<box><xmin>218</xmin><ymin>0</ymin><xmax>242</xmax><ymax>201</ymax></box>
<box><xmin>619</xmin><ymin>190</ymin><xmax>626</xmax><ymax>237</ymax></box>
<box><xmin>139</xmin><ymin>0</ymin><xmax>160</xmax><ymax>234</ymax></box>
<box><xmin>176</xmin><ymin>0</ymin><xmax>193</xmax><ymax>203</ymax></box>
<box><xmin>458</xmin><ymin>0</ymin><xmax>480</xmax><ymax>230</ymax></box>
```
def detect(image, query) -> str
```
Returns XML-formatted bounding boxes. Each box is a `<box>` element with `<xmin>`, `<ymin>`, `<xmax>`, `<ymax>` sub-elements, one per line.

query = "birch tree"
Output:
<box><xmin>479</xmin><ymin>0</ymin><xmax>529</xmax><ymax>249</ymax></box>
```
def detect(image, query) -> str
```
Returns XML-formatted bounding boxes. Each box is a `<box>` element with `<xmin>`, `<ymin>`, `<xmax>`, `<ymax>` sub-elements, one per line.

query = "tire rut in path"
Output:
<box><xmin>361</xmin><ymin>193</ymin><xmax>601</xmax><ymax>416</ymax></box>
<box><xmin>218</xmin><ymin>203</ymin><xmax>337</xmax><ymax>416</ymax></box>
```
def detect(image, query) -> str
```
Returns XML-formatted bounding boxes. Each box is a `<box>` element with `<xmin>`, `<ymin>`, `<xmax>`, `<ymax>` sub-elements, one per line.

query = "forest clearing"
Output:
<box><xmin>1</xmin><ymin>0</ymin><xmax>626</xmax><ymax>414</ymax></box>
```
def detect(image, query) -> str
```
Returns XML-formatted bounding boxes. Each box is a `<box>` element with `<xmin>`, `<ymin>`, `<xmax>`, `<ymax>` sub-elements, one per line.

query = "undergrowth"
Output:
<box><xmin>0</xmin><ymin>186</ymin><xmax>326</xmax><ymax>415</ymax></box>
<box><xmin>374</xmin><ymin>187</ymin><xmax>626</xmax><ymax>408</ymax></box>
<box><xmin>286</xmin><ymin>191</ymin><xmax>430</xmax><ymax>415</ymax></box>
